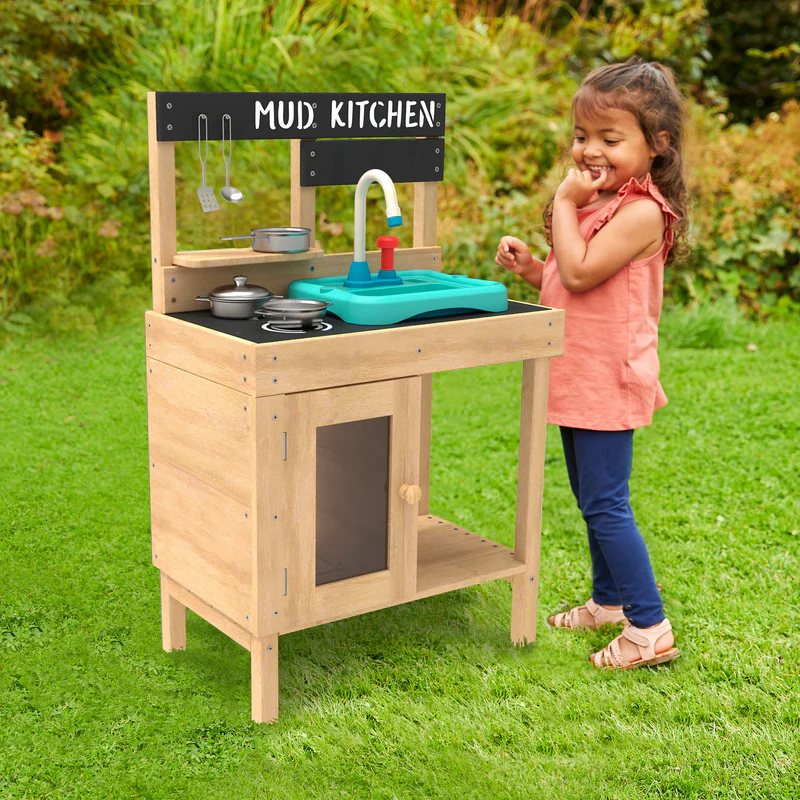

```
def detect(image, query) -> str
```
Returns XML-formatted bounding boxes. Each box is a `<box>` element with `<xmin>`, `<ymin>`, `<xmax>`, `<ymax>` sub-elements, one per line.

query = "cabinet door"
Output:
<box><xmin>284</xmin><ymin>377</ymin><xmax>421</xmax><ymax>629</ymax></box>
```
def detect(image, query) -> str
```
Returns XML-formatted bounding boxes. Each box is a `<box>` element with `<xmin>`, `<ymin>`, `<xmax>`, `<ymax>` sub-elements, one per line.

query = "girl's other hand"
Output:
<box><xmin>555</xmin><ymin>168</ymin><xmax>607</xmax><ymax>208</ymax></box>
<box><xmin>495</xmin><ymin>236</ymin><xmax>533</xmax><ymax>275</ymax></box>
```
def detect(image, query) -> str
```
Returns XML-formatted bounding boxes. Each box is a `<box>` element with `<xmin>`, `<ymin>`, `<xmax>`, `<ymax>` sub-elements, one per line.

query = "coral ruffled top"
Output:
<box><xmin>539</xmin><ymin>174</ymin><xmax>679</xmax><ymax>431</ymax></box>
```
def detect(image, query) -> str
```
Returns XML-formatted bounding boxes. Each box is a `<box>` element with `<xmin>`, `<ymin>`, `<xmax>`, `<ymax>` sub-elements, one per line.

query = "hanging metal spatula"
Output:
<box><xmin>197</xmin><ymin>114</ymin><xmax>220</xmax><ymax>213</ymax></box>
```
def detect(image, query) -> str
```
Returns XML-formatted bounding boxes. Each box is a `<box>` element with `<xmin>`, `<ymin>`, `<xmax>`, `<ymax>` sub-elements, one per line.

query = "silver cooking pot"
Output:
<box><xmin>196</xmin><ymin>275</ymin><xmax>280</xmax><ymax>319</ymax></box>
<box><xmin>219</xmin><ymin>227</ymin><xmax>311</xmax><ymax>253</ymax></box>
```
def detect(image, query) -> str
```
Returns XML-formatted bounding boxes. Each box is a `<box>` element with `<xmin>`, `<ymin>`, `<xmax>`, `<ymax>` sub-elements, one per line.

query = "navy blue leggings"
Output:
<box><xmin>559</xmin><ymin>427</ymin><xmax>664</xmax><ymax>628</ymax></box>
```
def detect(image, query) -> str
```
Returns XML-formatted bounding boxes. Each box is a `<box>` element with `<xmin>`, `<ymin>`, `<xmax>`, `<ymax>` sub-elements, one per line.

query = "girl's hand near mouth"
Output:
<box><xmin>555</xmin><ymin>168</ymin><xmax>608</xmax><ymax>208</ymax></box>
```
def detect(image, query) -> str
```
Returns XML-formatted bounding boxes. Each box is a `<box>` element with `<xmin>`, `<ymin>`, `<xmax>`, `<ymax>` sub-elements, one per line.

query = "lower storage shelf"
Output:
<box><xmin>415</xmin><ymin>515</ymin><xmax>525</xmax><ymax>599</ymax></box>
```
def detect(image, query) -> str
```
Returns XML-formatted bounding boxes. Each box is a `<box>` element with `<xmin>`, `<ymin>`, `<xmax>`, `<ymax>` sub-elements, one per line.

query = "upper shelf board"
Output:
<box><xmin>172</xmin><ymin>247</ymin><xmax>325</xmax><ymax>269</ymax></box>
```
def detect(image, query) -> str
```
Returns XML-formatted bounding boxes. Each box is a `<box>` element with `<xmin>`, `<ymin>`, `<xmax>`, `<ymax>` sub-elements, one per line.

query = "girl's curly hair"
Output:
<box><xmin>544</xmin><ymin>57</ymin><xmax>689</xmax><ymax>265</ymax></box>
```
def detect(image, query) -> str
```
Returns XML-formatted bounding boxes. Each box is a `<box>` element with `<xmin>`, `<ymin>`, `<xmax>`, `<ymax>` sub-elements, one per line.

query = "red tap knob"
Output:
<box><xmin>377</xmin><ymin>236</ymin><xmax>399</xmax><ymax>271</ymax></box>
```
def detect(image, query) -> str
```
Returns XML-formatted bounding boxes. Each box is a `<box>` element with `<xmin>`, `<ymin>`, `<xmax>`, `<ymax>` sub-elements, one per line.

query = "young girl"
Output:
<box><xmin>495</xmin><ymin>58</ymin><xmax>687</xmax><ymax>669</ymax></box>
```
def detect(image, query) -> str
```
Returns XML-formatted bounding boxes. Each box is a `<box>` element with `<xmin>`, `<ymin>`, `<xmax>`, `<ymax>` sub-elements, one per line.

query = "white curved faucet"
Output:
<box><xmin>345</xmin><ymin>169</ymin><xmax>402</xmax><ymax>287</ymax></box>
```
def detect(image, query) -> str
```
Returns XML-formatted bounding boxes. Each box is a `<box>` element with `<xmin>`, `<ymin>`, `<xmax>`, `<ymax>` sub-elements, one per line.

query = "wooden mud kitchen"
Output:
<box><xmin>145</xmin><ymin>91</ymin><xmax>565</xmax><ymax>722</ymax></box>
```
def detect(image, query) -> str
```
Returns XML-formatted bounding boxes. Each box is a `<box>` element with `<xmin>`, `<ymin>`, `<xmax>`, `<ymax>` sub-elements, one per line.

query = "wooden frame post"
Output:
<box><xmin>251</xmin><ymin>633</ymin><xmax>279</xmax><ymax>723</ymax></box>
<box><xmin>291</xmin><ymin>139</ymin><xmax>316</xmax><ymax>246</ymax></box>
<box><xmin>511</xmin><ymin>357</ymin><xmax>550</xmax><ymax>645</ymax></box>
<box><xmin>147</xmin><ymin>92</ymin><xmax>177</xmax><ymax>314</ymax></box>
<box><xmin>160</xmin><ymin>572</ymin><xmax>187</xmax><ymax>651</ymax></box>
<box><xmin>413</xmin><ymin>179</ymin><xmax>438</xmax><ymax>515</ymax></box>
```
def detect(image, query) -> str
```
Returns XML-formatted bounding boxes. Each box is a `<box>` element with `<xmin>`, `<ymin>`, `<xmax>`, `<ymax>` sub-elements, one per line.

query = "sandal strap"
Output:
<box><xmin>585</xmin><ymin>598</ymin><xmax>625</xmax><ymax>626</ymax></box>
<box><xmin>622</xmin><ymin>619</ymin><xmax>673</xmax><ymax>663</ymax></box>
<box><xmin>607</xmin><ymin>635</ymin><xmax>626</xmax><ymax>668</ymax></box>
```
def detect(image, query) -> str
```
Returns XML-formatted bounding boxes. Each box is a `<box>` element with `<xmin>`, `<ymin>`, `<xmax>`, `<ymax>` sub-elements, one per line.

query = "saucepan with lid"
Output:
<box><xmin>196</xmin><ymin>275</ymin><xmax>281</xmax><ymax>319</ymax></box>
<box><xmin>219</xmin><ymin>227</ymin><xmax>311</xmax><ymax>253</ymax></box>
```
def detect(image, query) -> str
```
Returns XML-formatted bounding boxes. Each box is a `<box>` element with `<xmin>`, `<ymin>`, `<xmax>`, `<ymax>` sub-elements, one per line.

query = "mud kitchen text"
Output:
<box><xmin>255</xmin><ymin>99</ymin><xmax>439</xmax><ymax>132</ymax></box>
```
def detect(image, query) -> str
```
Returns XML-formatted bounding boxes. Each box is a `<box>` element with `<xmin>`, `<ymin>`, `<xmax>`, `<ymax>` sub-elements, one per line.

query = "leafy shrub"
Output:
<box><xmin>659</xmin><ymin>296</ymin><xmax>749</xmax><ymax>349</ymax></box>
<box><xmin>676</xmin><ymin>101</ymin><xmax>800</xmax><ymax>318</ymax></box>
<box><xmin>705</xmin><ymin>0</ymin><xmax>800</xmax><ymax>124</ymax></box>
<box><xmin>0</xmin><ymin>106</ymin><xmax>60</xmax><ymax>193</ymax></box>
<box><xmin>0</xmin><ymin>0</ymin><xmax>798</xmax><ymax>334</ymax></box>
<box><xmin>0</xmin><ymin>0</ymin><xmax>141</xmax><ymax>133</ymax></box>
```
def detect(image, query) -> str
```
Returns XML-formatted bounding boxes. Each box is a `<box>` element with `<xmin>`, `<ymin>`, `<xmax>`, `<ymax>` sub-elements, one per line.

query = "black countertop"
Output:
<box><xmin>168</xmin><ymin>301</ymin><xmax>548</xmax><ymax>344</ymax></box>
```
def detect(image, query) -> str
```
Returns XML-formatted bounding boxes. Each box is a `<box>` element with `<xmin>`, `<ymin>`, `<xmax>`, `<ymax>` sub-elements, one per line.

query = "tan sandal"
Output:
<box><xmin>548</xmin><ymin>598</ymin><xmax>627</xmax><ymax>630</ymax></box>
<box><xmin>590</xmin><ymin>618</ymin><xmax>680</xmax><ymax>669</ymax></box>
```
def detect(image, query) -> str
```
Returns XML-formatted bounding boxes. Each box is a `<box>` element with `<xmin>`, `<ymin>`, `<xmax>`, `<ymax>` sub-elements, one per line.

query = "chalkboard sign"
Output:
<box><xmin>155</xmin><ymin>92</ymin><xmax>446</xmax><ymax>142</ymax></box>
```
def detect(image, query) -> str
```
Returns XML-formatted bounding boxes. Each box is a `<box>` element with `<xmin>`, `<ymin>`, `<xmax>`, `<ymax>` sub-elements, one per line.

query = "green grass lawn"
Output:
<box><xmin>1</xmin><ymin>308</ymin><xmax>798</xmax><ymax>799</ymax></box>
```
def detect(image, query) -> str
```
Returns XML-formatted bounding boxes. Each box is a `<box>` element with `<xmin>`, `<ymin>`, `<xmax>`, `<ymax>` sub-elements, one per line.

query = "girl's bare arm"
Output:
<box><xmin>552</xmin><ymin>198</ymin><xmax>664</xmax><ymax>292</ymax></box>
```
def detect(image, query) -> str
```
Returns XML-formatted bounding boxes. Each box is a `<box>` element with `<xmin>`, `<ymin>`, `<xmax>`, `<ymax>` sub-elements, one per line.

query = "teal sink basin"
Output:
<box><xmin>288</xmin><ymin>270</ymin><xmax>508</xmax><ymax>326</ymax></box>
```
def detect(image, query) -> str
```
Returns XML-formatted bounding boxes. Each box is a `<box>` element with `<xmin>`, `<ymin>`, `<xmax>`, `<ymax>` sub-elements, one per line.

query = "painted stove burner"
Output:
<box><xmin>260</xmin><ymin>319</ymin><xmax>334</xmax><ymax>334</ymax></box>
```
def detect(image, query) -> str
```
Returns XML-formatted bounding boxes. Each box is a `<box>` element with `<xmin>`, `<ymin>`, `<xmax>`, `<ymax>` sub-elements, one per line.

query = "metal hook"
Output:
<box><xmin>198</xmin><ymin>114</ymin><xmax>209</xmax><ymax>184</ymax></box>
<box><xmin>222</xmin><ymin>114</ymin><xmax>232</xmax><ymax>168</ymax></box>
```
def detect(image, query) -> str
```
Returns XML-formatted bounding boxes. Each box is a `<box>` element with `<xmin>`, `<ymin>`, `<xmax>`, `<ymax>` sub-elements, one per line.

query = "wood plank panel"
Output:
<box><xmin>150</xmin><ymin>459</ymin><xmax>252</xmax><ymax>626</ymax></box>
<box><xmin>310</xmin><ymin>380</ymin><xmax>396</xmax><ymax>426</ymax></box>
<box><xmin>416</xmin><ymin>549</ymin><xmax>524</xmax><ymax>599</ymax></box>
<box><xmin>147</xmin><ymin>358</ymin><xmax>253</xmax><ymax>505</ymax></box>
<box><xmin>253</xmin><ymin>394</ymin><xmax>287</xmax><ymax>637</ymax></box>
<box><xmin>172</xmin><ymin>247</ymin><xmax>324</xmax><ymax>269</ymax></box>
<box><xmin>283</xmin><ymin>392</ymin><xmax>316</xmax><ymax>630</ymax></box>
<box><xmin>253</xmin><ymin>307</ymin><xmax>564</xmax><ymax>396</ymax></box>
<box><xmin>146</xmin><ymin>311</ymin><xmax>257</xmax><ymax>393</ymax></box>
<box><xmin>164</xmin><ymin>574</ymin><xmax>251</xmax><ymax>649</ymax></box>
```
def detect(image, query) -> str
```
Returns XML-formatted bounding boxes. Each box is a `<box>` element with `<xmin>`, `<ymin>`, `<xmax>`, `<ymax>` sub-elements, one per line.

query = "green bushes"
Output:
<box><xmin>677</xmin><ymin>101</ymin><xmax>800</xmax><ymax>317</ymax></box>
<box><xmin>1</xmin><ymin>0</ymin><xmax>798</xmax><ymax>336</ymax></box>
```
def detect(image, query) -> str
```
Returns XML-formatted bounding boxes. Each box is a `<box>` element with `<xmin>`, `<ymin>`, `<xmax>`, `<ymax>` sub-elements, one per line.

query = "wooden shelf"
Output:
<box><xmin>415</xmin><ymin>515</ymin><xmax>524</xmax><ymax>599</ymax></box>
<box><xmin>172</xmin><ymin>247</ymin><xmax>324</xmax><ymax>269</ymax></box>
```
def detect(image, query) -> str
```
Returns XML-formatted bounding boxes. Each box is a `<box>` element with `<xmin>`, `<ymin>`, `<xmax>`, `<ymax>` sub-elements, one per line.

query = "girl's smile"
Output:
<box><xmin>572</xmin><ymin>106</ymin><xmax>659</xmax><ymax>194</ymax></box>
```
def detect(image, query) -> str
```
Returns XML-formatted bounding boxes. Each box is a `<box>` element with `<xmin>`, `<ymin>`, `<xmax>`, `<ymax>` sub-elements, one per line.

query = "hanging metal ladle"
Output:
<box><xmin>220</xmin><ymin>114</ymin><xmax>243</xmax><ymax>204</ymax></box>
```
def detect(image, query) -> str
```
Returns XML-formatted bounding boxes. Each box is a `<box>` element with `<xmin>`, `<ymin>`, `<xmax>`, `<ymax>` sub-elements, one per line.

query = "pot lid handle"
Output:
<box><xmin>233</xmin><ymin>275</ymin><xmax>248</xmax><ymax>287</ymax></box>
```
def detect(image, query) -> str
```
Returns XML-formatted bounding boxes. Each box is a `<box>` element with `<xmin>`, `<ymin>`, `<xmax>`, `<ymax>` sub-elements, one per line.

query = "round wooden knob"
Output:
<box><xmin>399</xmin><ymin>484</ymin><xmax>422</xmax><ymax>504</ymax></box>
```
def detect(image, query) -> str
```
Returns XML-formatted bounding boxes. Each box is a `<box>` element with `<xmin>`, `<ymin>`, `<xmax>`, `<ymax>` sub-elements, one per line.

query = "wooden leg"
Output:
<box><xmin>511</xmin><ymin>573</ymin><xmax>538</xmax><ymax>646</ymax></box>
<box><xmin>251</xmin><ymin>634</ymin><xmax>279</xmax><ymax>723</ymax></box>
<box><xmin>160</xmin><ymin>572</ymin><xmax>186</xmax><ymax>651</ymax></box>
<box><xmin>511</xmin><ymin>358</ymin><xmax>549</xmax><ymax>646</ymax></box>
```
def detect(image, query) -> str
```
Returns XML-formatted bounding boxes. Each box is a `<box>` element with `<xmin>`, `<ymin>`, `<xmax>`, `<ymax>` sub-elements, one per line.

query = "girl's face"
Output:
<box><xmin>571</xmin><ymin>105</ymin><xmax>657</xmax><ymax>193</ymax></box>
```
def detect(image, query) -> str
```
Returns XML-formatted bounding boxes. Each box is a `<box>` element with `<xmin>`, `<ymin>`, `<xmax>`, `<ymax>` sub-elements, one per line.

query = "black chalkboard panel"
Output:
<box><xmin>155</xmin><ymin>92</ymin><xmax>446</xmax><ymax>141</ymax></box>
<box><xmin>299</xmin><ymin>138</ymin><xmax>444</xmax><ymax>186</ymax></box>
